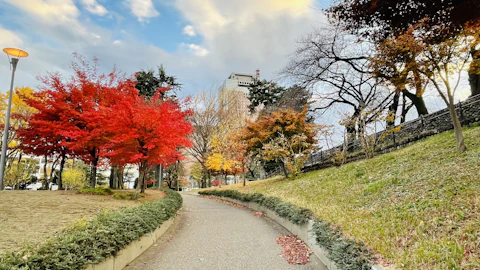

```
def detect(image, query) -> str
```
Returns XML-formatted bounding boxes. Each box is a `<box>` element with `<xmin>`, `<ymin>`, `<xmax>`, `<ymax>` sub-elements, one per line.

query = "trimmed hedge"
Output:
<box><xmin>0</xmin><ymin>188</ymin><xmax>182</xmax><ymax>270</ymax></box>
<box><xmin>199</xmin><ymin>189</ymin><xmax>311</xmax><ymax>225</ymax></box>
<box><xmin>200</xmin><ymin>189</ymin><xmax>372</xmax><ymax>270</ymax></box>
<box><xmin>311</xmin><ymin>221</ymin><xmax>372</xmax><ymax>270</ymax></box>
<box><xmin>79</xmin><ymin>187</ymin><xmax>114</xmax><ymax>195</ymax></box>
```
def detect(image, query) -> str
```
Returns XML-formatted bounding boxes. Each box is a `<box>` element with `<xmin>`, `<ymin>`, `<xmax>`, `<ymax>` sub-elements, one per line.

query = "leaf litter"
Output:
<box><xmin>276</xmin><ymin>235</ymin><xmax>312</xmax><ymax>265</ymax></box>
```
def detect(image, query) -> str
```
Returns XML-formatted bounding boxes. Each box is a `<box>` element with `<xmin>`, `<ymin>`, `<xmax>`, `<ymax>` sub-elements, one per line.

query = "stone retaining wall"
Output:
<box><xmin>86</xmin><ymin>218</ymin><xmax>175</xmax><ymax>270</ymax></box>
<box><xmin>303</xmin><ymin>95</ymin><xmax>480</xmax><ymax>172</ymax></box>
<box><xmin>219</xmin><ymin>197</ymin><xmax>386</xmax><ymax>270</ymax></box>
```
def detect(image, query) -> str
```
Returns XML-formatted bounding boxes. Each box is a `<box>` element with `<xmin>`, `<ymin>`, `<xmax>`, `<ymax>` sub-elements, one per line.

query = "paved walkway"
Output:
<box><xmin>124</xmin><ymin>194</ymin><xmax>326</xmax><ymax>270</ymax></box>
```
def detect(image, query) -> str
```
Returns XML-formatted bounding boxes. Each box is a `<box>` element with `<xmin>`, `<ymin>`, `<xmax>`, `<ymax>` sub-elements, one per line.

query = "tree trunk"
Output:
<box><xmin>109</xmin><ymin>166</ymin><xmax>115</xmax><ymax>189</ymax></box>
<box><xmin>176</xmin><ymin>174</ymin><xmax>179</xmax><ymax>191</ymax></box>
<box><xmin>402</xmin><ymin>90</ymin><xmax>428</xmax><ymax>116</ymax></box>
<box><xmin>243</xmin><ymin>164</ymin><xmax>246</xmax><ymax>186</ymax></box>
<box><xmin>49</xmin><ymin>157</ymin><xmax>59</xmax><ymax>190</ymax></box>
<box><xmin>387</xmin><ymin>92</ymin><xmax>400</xmax><ymax>128</ymax></box>
<box><xmin>90</xmin><ymin>156</ymin><xmax>98</xmax><ymax>188</ymax></box>
<box><xmin>248</xmin><ymin>168</ymin><xmax>255</xmax><ymax>179</ymax></box>
<box><xmin>400</xmin><ymin>93</ymin><xmax>415</xmax><ymax>124</ymax></box>
<box><xmin>447</xmin><ymin>103</ymin><xmax>467</xmax><ymax>153</ymax></box>
<box><xmin>137</xmin><ymin>161</ymin><xmax>148</xmax><ymax>193</ymax></box>
<box><xmin>346</xmin><ymin>109</ymin><xmax>359</xmax><ymax>144</ymax></box>
<box><xmin>155</xmin><ymin>164</ymin><xmax>161</xmax><ymax>188</ymax></box>
<box><xmin>117</xmin><ymin>166</ymin><xmax>124</xmax><ymax>189</ymax></box>
<box><xmin>208</xmin><ymin>171</ymin><xmax>212</xmax><ymax>186</ymax></box>
<box><xmin>469</xmin><ymin>47</ymin><xmax>480</xmax><ymax>97</ymax></box>
<box><xmin>159</xmin><ymin>165</ymin><xmax>164</xmax><ymax>188</ymax></box>
<box><xmin>43</xmin><ymin>155</ymin><xmax>48</xmax><ymax>189</ymax></box>
<box><xmin>141</xmin><ymin>162</ymin><xmax>148</xmax><ymax>193</ymax></box>
<box><xmin>281</xmin><ymin>162</ymin><xmax>289</xmax><ymax>178</ymax></box>
<box><xmin>58</xmin><ymin>153</ymin><xmax>67</xmax><ymax>190</ymax></box>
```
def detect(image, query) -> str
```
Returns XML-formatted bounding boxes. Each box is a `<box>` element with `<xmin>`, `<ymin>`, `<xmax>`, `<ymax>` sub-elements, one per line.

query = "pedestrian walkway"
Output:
<box><xmin>124</xmin><ymin>194</ymin><xmax>326</xmax><ymax>270</ymax></box>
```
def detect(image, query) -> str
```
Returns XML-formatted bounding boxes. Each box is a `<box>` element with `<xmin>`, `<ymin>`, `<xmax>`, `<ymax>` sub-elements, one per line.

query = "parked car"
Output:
<box><xmin>26</xmin><ymin>182</ymin><xmax>43</xmax><ymax>190</ymax></box>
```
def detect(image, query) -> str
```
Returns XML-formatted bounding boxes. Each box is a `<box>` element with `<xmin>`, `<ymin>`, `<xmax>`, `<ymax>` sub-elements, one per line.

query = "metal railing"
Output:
<box><xmin>303</xmin><ymin>95</ymin><xmax>480</xmax><ymax>171</ymax></box>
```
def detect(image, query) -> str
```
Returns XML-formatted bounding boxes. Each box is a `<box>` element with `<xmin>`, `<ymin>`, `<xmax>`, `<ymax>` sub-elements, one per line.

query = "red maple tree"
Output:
<box><xmin>19</xmin><ymin>54</ymin><xmax>192</xmax><ymax>191</ymax></box>
<box><xmin>101</xmin><ymin>87</ymin><xmax>193</xmax><ymax>193</ymax></box>
<box><xmin>17</xmin><ymin>88</ymin><xmax>73</xmax><ymax>190</ymax></box>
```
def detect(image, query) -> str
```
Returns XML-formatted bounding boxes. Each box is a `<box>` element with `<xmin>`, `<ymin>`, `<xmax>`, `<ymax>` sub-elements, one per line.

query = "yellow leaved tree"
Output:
<box><xmin>0</xmin><ymin>86</ymin><xmax>37</xmax><ymax>154</ymax></box>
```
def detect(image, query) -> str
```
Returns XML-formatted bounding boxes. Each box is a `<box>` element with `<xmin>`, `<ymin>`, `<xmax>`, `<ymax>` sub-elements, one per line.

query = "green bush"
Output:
<box><xmin>200</xmin><ymin>189</ymin><xmax>373</xmax><ymax>270</ymax></box>
<box><xmin>198</xmin><ymin>189</ymin><xmax>311</xmax><ymax>225</ymax></box>
<box><xmin>79</xmin><ymin>187</ymin><xmax>114</xmax><ymax>195</ymax></box>
<box><xmin>112</xmin><ymin>192</ymin><xmax>143</xmax><ymax>200</ymax></box>
<box><xmin>0</xmin><ymin>189</ymin><xmax>182</xmax><ymax>270</ymax></box>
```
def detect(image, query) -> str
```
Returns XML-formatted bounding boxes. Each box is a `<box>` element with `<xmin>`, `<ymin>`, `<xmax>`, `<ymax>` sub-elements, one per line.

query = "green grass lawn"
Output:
<box><xmin>215</xmin><ymin>126</ymin><xmax>480</xmax><ymax>269</ymax></box>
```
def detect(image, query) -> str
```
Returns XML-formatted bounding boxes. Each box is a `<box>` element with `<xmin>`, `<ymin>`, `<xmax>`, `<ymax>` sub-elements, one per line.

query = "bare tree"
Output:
<box><xmin>415</xmin><ymin>28</ymin><xmax>478</xmax><ymax>153</ymax></box>
<box><xmin>186</xmin><ymin>91</ymin><xmax>224</xmax><ymax>188</ymax></box>
<box><xmin>283</xmin><ymin>27</ymin><xmax>391</xmax><ymax>144</ymax></box>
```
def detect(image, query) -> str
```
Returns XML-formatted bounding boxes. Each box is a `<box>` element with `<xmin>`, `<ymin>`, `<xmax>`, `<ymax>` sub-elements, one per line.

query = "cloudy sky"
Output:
<box><xmin>0</xmin><ymin>0</ymin><xmax>331</xmax><ymax>97</ymax></box>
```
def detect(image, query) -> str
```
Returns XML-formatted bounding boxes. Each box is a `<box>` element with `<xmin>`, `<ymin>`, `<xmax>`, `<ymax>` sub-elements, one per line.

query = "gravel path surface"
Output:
<box><xmin>124</xmin><ymin>193</ymin><xmax>327</xmax><ymax>270</ymax></box>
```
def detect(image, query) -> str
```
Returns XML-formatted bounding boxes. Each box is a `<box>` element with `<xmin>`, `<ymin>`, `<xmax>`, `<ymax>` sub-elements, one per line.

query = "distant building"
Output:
<box><xmin>219</xmin><ymin>70</ymin><xmax>260</xmax><ymax>122</ymax></box>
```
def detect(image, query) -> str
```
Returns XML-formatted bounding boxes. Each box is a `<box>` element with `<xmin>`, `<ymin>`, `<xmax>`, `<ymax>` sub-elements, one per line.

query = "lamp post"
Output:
<box><xmin>0</xmin><ymin>48</ymin><xmax>28</xmax><ymax>190</ymax></box>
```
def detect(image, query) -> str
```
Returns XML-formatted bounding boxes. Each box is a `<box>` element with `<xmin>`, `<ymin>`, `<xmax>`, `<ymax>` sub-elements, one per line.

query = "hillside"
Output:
<box><xmin>216</xmin><ymin>126</ymin><xmax>480</xmax><ymax>269</ymax></box>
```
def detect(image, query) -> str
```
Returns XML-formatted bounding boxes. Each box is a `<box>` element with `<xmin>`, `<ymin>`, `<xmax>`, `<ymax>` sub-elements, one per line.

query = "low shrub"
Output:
<box><xmin>311</xmin><ymin>221</ymin><xmax>372</xmax><ymax>269</ymax></box>
<box><xmin>79</xmin><ymin>187</ymin><xmax>113</xmax><ymax>196</ymax></box>
<box><xmin>199</xmin><ymin>189</ymin><xmax>311</xmax><ymax>225</ymax></box>
<box><xmin>112</xmin><ymin>192</ymin><xmax>143</xmax><ymax>200</ymax></box>
<box><xmin>200</xmin><ymin>189</ymin><xmax>373</xmax><ymax>270</ymax></box>
<box><xmin>0</xmin><ymin>189</ymin><xmax>182</xmax><ymax>270</ymax></box>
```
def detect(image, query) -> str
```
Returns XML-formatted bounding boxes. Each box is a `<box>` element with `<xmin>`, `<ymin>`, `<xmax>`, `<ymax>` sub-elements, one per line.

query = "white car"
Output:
<box><xmin>26</xmin><ymin>182</ymin><xmax>43</xmax><ymax>190</ymax></box>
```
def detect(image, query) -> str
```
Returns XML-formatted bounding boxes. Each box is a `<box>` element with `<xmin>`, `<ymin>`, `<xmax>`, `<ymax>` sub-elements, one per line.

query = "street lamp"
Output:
<box><xmin>0</xmin><ymin>48</ymin><xmax>28</xmax><ymax>190</ymax></box>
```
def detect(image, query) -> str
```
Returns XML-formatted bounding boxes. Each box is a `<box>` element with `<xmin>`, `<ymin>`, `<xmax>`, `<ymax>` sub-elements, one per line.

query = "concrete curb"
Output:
<box><xmin>85</xmin><ymin>217</ymin><xmax>175</xmax><ymax>270</ymax></box>
<box><xmin>218</xmin><ymin>197</ymin><xmax>385</xmax><ymax>270</ymax></box>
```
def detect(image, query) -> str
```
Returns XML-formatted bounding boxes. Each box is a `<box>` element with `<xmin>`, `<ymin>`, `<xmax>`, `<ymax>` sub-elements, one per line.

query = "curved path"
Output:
<box><xmin>124</xmin><ymin>194</ymin><xmax>326</xmax><ymax>270</ymax></box>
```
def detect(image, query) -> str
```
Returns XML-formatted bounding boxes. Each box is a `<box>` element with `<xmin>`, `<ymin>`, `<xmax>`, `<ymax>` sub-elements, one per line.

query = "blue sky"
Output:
<box><xmin>0</xmin><ymin>0</ymin><xmax>331</xmax><ymax>97</ymax></box>
<box><xmin>0</xmin><ymin>0</ymin><xmax>463</xmax><ymax>145</ymax></box>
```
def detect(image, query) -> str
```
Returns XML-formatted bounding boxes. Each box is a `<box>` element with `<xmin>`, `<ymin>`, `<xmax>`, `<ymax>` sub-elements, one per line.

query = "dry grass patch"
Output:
<box><xmin>0</xmin><ymin>189</ymin><xmax>165</xmax><ymax>253</ymax></box>
<box><xmin>211</xmin><ymin>126</ymin><xmax>480</xmax><ymax>269</ymax></box>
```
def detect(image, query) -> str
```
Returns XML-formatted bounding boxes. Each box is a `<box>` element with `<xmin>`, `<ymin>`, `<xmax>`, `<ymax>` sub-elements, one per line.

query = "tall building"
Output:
<box><xmin>219</xmin><ymin>70</ymin><xmax>260</xmax><ymax>122</ymax></box>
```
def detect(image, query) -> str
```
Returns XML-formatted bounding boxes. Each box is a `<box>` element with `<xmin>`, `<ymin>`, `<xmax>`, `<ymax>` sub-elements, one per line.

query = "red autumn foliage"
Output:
<box><xmin>18</xmin><ymin>54</ymin><xmax>193</xmax><ymax>192</ymax></box>
<box><xmin>101</xmin><ymin>89</ymin><xmax>192</xmax><ymax>192</ymax></box>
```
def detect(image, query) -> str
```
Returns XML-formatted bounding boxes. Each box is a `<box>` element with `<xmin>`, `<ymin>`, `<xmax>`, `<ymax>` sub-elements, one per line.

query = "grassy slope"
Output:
<box><xmin>0</xmin><ymin>189</ymin><xmax>165</xmax><ymax>253</ymax></box>
<box><xmin>221</xmin><ymin>126</ymin><xmax>480</xmax><ymax>269</ymax></box>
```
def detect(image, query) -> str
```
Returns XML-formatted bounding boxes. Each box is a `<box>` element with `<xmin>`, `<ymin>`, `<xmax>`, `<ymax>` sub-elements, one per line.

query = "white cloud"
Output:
<box><xmin>126</xmin><ymin>0</ymin><xmax>159</xmax><ymax>22</ymax></box>
<box><xmin>183</xmin><ymin>25</ymin><xmax>196</xmax><ymax>36</ymax></box>
<box><xmin>2</xmin><ymin>0</ymin><xmax>91</xmax><ymax>43</ymax></box>
<box><xmin>0</xmin><ymin>0</ymin><xmax>326</xmax><ymax>102</ymax></box>
<box><xmin>174</xmin><ymin>0</ymin><xmax>320</xmax><ymax>77</ymax></box>
<box><xmin>0</xmin><ymin>26</ymin><xmax>24</xmax><ymax>48</ymax></box>
<box><xmin>81</xmin><ymin>0</ymin><xmax>108</xmax><ymax>16</ymax></box>
<box><xmin>3</xmin><ymin>0</ymin><xmax>80</xmax><ymax>24</ymax></box>
<box><xmin>182</xmin><ymin>43</ymin><xmax>209</xmax><ymax>57</ymax></box>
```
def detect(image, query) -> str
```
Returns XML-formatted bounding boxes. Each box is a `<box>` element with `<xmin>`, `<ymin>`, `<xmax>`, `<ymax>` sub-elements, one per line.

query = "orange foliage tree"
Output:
<box><xmin>237</xmin><ymin>106</ymin><xmax>318</xmax><ymax>178</ymax></box>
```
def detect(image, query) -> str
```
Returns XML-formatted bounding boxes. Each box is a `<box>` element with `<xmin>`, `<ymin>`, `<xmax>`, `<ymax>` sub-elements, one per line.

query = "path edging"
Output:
<box><xmin>219</xmin><ymin>197</ymin><xmax>385</xmax><ymax>270</ymax></box>
<box><xmin>85</xmin><ymin>217</ymin><xmax>175</xmax><ymax>270</ymax></box>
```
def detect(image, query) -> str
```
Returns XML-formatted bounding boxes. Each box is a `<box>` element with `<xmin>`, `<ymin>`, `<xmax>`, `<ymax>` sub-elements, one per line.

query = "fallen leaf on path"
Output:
<box><xmin>275</xmin><ymin>235</ymin><xmax>312</xmax><ymax>265</ymax></box>
<box><xmin>253</xmin><ymin>211</ymin><xmax>266</xmax><ymax>217</ymax></box>
<box><xmin>200</xmin><ymin>196</ymin><xmax>247</xmax><ymax>209</ymax></box>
